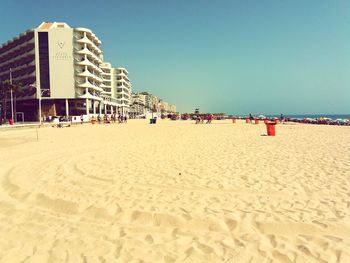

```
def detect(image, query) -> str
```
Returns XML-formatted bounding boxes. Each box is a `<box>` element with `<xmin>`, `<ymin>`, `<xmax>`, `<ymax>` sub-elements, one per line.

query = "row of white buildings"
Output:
<box><xmin>0</xmin><ymin>22</ymin><xmax>132</xmax><ymax>121</ymax></box>
<box><xmin>130</xmin><ymin>91</ymin><xmax>177</xmax><ymax>118</ymax></box>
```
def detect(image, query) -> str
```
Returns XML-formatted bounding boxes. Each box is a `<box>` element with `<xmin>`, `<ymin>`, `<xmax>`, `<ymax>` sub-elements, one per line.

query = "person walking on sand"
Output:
<box><xmin>280</xmin><ymin>113</ymin><xmax>285</xmax><ymax>123</ymax></box>
<box><xmin>80</xmin><ymin>114</ymin><xmax>84</xmax><ymax>124</ymax></box>
<box><xmin>249</xmin><ymin>113</ymin><xmax>254</xmax><ymax>123</ymax></box>
<box><xmin>206</xmin><ymin>114</ymin><xmax>213</xmax><ymax>124</ymax></box>
<box><xmin>196</xmin><ymin>115</ymin><xmax>201</xmax><ymax>124</ymax></box>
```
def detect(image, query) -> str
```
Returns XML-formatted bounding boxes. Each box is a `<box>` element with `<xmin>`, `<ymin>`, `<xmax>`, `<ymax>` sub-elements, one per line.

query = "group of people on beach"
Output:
<box><xmin>247</xmin><ymin>113</ymin><xmax>285</xmax><ymax>124</ymax></box>
<box><xmin>90</xmin><ymin>113</ymin><xmax>127</xmax><ymax>124</ymax></box>
<box><xmin>195</xmin><ymin>114</ymin><xmax>214</xmax><ymax>124</ymax></box>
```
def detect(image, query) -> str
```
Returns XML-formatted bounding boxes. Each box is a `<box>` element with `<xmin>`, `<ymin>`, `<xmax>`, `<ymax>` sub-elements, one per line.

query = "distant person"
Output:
<box><xmin>80</xmin><ymin>114</ymin><xmax>84</xmax><ymax>124</ymax></box>
<box><xmin>249</xmin><ymin>113</ymin><xmax>254</xmax><ymax>123</ymax></box>
<box><xmin>196</xmin><ymin>116</ymin><xmax>201</xmax><ymax>124</ymax></box>
<box><xmin>97</xmin><ymin>114</ymin><xmax>101</xmax><ymax>124</ymax></box>
<box><xmin>280</xmin><ymin>114</ymin><xmax>285</xmax><ymax>123</ymax></box>
<box><xmin>206</xmin><ymin>114</ymin><xmax>213</xmax><ymax>124</ymax></box>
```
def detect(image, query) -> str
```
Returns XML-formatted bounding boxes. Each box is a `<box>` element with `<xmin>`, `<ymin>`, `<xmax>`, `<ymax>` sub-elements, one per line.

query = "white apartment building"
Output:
<box><xmin>138</xmin><ymin>92</ymin><xmax>160</xmax><ymax>113</ymax></box>
<box><xmin>0</xmin><ymin>22</ymin><xmax>131</xmax><ymax>121</ymax></box>
<box><xmin>130</xmin><ymin>93</ymin><xmax>146</xmax><ymax>118</ymax></box>
<box><xmin>115</xmin><ymin>67</ymin><xmax>132</xmax><ymax>116</ymax></box>
<box><xmin>99</xmin><ymin>62</ymin><xmax>121</xmax><ymax>114</ymax></box>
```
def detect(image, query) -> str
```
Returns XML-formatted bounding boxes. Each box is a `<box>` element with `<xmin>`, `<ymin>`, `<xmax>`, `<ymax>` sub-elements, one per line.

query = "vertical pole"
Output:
<box><xmin>93</xmin><ymin>100</ymin><xmax>96</xmax><ymax>115</ymax></box>
<box><xmin>86</xmin><ymin>98</ymin><xmax>89</xmax><ymax>116</ymax></box>
<box><xmin>39</xmin><ymin>97</ymin><xmax>42</xmax><ymax>125</ymax></box>
<box><xmin>65</xmin><ymin>99</ymin><xmax>69</xmax><ymax>117</ymax></box>
<box><xmin>10</xmin><ymin>68</ymin><xmax>14</xmax><ymax>122</ymax></box>
<box><xmin>10</xmin><ymin>89</ymin><xmax>14</xmax><ymax>121</ymax></box>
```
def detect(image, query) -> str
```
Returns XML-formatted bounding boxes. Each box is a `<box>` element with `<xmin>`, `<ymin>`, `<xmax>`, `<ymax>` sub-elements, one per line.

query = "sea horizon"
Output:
<box><xmin>230</xmin><ymin>114</ymin><xmax>350</xmax><ymax>119</ymax></box>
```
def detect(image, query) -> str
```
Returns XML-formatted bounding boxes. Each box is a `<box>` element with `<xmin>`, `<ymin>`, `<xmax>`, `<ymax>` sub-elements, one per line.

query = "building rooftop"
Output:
<box><xmin>37</xmin><ymin>22</ymin><xmax>71</xmax><ymax>29</ymax></box>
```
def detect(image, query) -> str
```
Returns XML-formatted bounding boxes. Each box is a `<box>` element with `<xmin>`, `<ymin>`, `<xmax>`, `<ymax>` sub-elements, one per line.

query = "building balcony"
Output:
<box><xmin>78</xmin><ymin>91</ymin><xmax>103</xmax><ymax>101</ymax></box>
<box><xmin>76</xmin><ymin>46</ymin><xmax>95</xmax><ymax>57</ymax></box>
<box><xmin>0</xmin><ymin>50</ymin><xmax>35</xmax><ymax>68</ymax></box>
<box><xmin>101</xmin><ymin>91</ymin><xmax>112</xmax><ymax>97</ymax></box>
<box><xmin>75</xmin><ymin>58</ymin><xmax>95</xmax><ymax>68</ymax></box>
<box><xmin>116</xmin><ymin>71</ymin><xmax>128</xmax><ymax>78</ymax></box>
<box><xmin>100</xmin><ymin>83</ymin><xmax>112</xmax><ymax>89</ymax></box>
<box><xmin>87</xmin><ymin>41</ymin><xmax>102</xmax><ymax>55</ymax></box>
<box><xmin>75</xmin><ymin>27</ymin><xmax>93</xmax><ymax>34</ymax></box>
<box><xmin>76</xmin><ymin>36</ymin><xmax>92</xmax><ymax>45</ymax></box>
<box><xmin>116</xmin><ymin>83</ymin><xmax>130</xmax><ymax>90</ymax></box>
<box><xmin>116</xmin><ymin>89</ymin><xmax>129</xmax><ymax>96</ymax></box>
<box><xmin>94</xmin><ymin>56</ymin><xmax>103</xmax><ymax>64</ymax></box>
<box><xmin>94</xmin><ymin>75</ymin><xmax>103</xmax><ymax>83</ymax></box>
<box><xmin>75</xmin><ymin>69</ymin><xmax>95</xmax><ymax>79</ymax></box>
<box><xmin>116</xmin><ymin>75</ymin><xmax>130</xmax><ymax>82</ymax></box>
<box><xmin>0</xmin><ymin>38</ymin><xmax>34</xmax><ymax>58</ymax></box>
<box><xmin>116</xmin><ymin>78</ymin><xmax>130</xmax><ymax>85</ymax></box>
<box><xmin>76</xmin><ymin>80</ymin><xmax>103</xmax><ymax>93</ymax></box>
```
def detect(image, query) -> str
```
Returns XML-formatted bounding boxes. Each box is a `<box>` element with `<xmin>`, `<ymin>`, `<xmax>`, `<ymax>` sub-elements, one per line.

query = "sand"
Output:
<box><xmin>0</xmin><ymin>119</ymin><xmax>349</xmax><ymax>262</ymax></box>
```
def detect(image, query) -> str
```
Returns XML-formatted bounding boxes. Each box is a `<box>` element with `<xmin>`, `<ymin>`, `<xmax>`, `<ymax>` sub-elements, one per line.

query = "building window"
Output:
<box><xmin>38</xmin><ymin>32</ymin><xmax>50</xmax><ymax>97</ymax></box>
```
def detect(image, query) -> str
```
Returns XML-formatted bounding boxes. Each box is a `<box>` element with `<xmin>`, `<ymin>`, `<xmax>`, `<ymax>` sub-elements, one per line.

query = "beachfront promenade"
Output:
<box><xmin>0</xmin><ymin>119</ymin><xmax>349</xmax><ymax>262</ymax></box>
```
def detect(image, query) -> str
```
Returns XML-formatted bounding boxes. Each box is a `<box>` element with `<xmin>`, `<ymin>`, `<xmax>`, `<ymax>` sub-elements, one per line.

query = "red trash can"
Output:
<box><xmin>9</xmin><ymin>118</ymin><xmax>14</xmax><ymax>125</ymax></box>
<box><xmin>255</xmin><ymin>119</ymin><xmax>259</xmax><ymax>124</ymax></box>
<box><xmin>246</xmin><ymin>118</ymin><xmax>250</xmax><ymax>123</ymax></box>
<box><xmin>266</xmin><ymin>122</ymin><xmax>276</xmax><ymax>136</ymax></box>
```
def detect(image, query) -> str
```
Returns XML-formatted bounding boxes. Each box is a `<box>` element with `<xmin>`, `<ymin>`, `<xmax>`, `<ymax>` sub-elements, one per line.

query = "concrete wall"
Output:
<box><xmin>48</xmin><ymin>28</ymin><xmax>75</xmax><ymax>99</ymax></box>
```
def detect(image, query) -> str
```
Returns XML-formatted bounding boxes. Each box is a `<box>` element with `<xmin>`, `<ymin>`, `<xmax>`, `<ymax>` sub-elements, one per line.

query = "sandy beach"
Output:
<box><xmin>0</xmin><ymin>119</ymin><xmax>349</xmax><ymax>262</ymax></box>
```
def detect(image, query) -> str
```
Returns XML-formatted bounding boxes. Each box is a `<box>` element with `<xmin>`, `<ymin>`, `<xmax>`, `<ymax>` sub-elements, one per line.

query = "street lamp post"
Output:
<box><xmin>39</xmin><ymin>91</ymin><xmax>42</xmax><ymax>125</ymax></box>
<box><xmin>9</xmin><ymin>68</ymin><xmax>14</xmax><ymax>122</ymax></box>
<box><xmin>38</xmin><ymin>88</ymin><xmax>50</xmax><ymax>125</ymax></box>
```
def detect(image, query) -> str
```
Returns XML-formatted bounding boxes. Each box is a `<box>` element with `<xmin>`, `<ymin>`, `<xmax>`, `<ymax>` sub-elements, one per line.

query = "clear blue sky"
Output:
<box><xmin>1</xmin><ymin>0</ymin><xmax>349</xmax><ymax>114</ymax></box>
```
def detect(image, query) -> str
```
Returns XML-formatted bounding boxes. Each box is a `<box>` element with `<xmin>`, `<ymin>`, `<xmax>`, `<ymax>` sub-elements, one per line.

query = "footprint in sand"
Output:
<box><xmin>145</xmin><ymin>234</ymin><xmax>154</xmax><ymax>244</ymax></box>
<box><xmin>224</xmin><ymin>218</ymin><xmax>237</xmax><ymax>231</ymax></box>
<box><xmin>268</xmin><ymin>235</ymin><xmax>277</xmax><ymax>248</ymax></box>
<box><xmin>297</xmin><ymin>245</ymin><xmax>312</xmax><ymax>257</ymax></box>
<box><xmin>312</xmin><ymin>220</ymin><xmax>328</xmax><ymax>228</ymax></box>
<box><xmin>272</xmin><ymin>250</ymin><xmax>293</xmax><ymax>263</ymax></box>
<box><xmin>195</xmin><ymin>241</ymin><xmax>214</xmax><ymax>254</ymax></box>
<box><xmin>181</xmin><ymin>213</ymin><xmax>192</xmax><ymax>221</ymax></box>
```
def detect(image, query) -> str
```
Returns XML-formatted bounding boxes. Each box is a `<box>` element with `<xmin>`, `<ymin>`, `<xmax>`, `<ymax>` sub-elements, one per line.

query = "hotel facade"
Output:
<box><xmin>0</xmin><ymin>22</ymin><xmax>131</xmax><ymax>121</ymax></box>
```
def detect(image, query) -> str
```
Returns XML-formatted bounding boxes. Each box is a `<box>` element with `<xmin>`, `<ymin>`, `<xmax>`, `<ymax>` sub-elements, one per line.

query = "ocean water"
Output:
<box><xmin>267</xmin><ymin>114</ymin><xmax>350</xmax><ymax>120</ymax></box>
<box><xmin>230</xmin><ymin>114</ymin><xmax>350</xmax><ymax>120</ymax></box>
